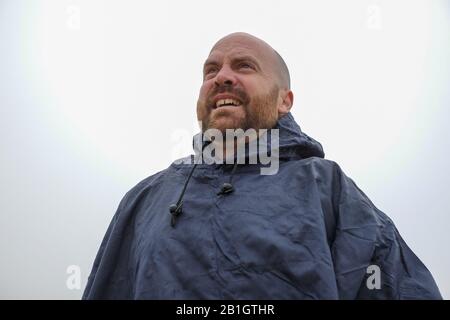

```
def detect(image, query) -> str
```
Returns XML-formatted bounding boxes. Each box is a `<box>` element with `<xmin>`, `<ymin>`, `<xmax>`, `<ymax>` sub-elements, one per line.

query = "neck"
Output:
<box><xmin>211</xmin><ymin>129</ymin><xmax>263</xmax><ymax>163</ymax></box>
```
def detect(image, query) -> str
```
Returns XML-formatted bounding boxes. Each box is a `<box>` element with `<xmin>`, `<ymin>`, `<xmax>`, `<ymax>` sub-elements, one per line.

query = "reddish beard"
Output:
<box><xmin>198</xmin><ymin>84</ymin><xmax>280</xmax><ymax>133</ymax></box>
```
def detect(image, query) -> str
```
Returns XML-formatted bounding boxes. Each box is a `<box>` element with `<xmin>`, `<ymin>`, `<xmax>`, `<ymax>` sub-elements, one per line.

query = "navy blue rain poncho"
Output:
<box><xmin>83</xmin><ymin>113</ymin><xmax>442</xmax><ymax>299</ymax></box>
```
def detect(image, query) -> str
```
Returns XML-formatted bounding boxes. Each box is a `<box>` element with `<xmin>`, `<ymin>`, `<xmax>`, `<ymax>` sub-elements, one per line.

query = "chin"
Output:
<box><xmin>208</xmin><ymin>119</ymin><xmax>244</xmax><ymax>133</ymax></box>
<box><xmin>207</xmin><ymin>111</ymin><xmax>246</xmax><ymax>132</ymax></box>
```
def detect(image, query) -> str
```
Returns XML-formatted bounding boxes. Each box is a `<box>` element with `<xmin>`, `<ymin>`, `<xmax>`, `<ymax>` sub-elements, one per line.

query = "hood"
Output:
<box><xmin>171</xmin><ymin>112</ymin><xmax>325</xmax><ymax>227</ymax></box>
<box><xmin>274</xmin><ymin>112</ymin><xmax>325</xmax><ymax>159</ymax></box>
<box><xmin>192</xmin><ymin>112</ymin><xmax>325</xmax><ymax>161</ymax></box>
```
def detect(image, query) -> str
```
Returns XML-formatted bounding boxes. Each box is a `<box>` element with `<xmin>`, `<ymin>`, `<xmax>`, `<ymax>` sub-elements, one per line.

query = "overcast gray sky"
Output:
<box><xmin>1</xmin><ymin>0</ymin><xmax>449</xmax><ymax>299</ymax></box>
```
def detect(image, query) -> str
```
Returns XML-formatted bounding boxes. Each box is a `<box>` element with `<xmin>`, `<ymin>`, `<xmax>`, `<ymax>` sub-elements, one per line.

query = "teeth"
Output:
<box><xmin>215</xmin><ymin>98</ymin><xmax>241</xmax><ymax>108</ymax></box>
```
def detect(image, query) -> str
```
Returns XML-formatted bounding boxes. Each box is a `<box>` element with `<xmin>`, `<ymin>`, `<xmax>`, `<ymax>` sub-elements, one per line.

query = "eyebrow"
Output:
<box><xmin>203</xmin><ymin>55</ymin><xmax>261</xmax><ymax>72</ymax></box>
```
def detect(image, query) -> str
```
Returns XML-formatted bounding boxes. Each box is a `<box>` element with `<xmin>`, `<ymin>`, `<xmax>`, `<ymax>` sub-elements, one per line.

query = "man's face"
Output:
<box><xmin>196</xmin><ymin>35</ymin><xmax>283</xmax><ymax>133</ymax></box>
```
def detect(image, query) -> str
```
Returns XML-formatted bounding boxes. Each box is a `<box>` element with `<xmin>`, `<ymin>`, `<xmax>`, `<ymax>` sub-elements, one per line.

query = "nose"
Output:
<box><xmin>214</xmin><ymin>65</ymin><xmax>236</xmax><ymax>87</ymax></box>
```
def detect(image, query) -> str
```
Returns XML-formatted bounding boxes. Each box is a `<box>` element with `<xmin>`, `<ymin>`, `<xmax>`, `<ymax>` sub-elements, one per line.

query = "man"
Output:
<box><xmin>83</xmin><ymin>32</ymin><xmax>442</xmax><ymax>299</ymax></box>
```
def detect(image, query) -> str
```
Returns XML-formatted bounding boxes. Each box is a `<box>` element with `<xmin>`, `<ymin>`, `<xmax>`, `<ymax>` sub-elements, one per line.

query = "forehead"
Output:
<box><xmin>206</xmin><ymin>36</ymin><xmax>275</xmax><ymax>64</ymax></box>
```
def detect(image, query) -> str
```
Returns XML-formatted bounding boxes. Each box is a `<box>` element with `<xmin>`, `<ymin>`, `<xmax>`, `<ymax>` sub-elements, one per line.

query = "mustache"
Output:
<box><xmin>206</xmin><ymin>85</ymin><xmax>250</xmax><ymax>107</ymax></box>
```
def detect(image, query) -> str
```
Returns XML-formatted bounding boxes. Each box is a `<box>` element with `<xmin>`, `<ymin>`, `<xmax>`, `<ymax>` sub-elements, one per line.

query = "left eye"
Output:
<box><xmin>239</xmin><ymin>63</ymin><xmax>253</xmax><ymax>69</ymax></box>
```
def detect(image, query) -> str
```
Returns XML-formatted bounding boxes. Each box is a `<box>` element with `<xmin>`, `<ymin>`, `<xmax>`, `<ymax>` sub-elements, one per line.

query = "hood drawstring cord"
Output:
<box><xmin>169</xmin><ymin>162</ymin><xmax>198</xmax><ymax>228</ymax></box>
<box><xmin>169</xmin><ymin>161</ymin><xmax>239</xmax><ymax>228</ymax></box>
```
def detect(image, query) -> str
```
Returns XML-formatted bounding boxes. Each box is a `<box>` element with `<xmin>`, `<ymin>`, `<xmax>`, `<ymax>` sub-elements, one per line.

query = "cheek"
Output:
<box><xmin>197</xmin><ymin>82</ymin><xmax>212</xmax><ymax>119</ymax></box>
<box><xmin>242</xmin><ymin>80</ymin><xmax>266</xmax><ymax>100</ymax></box>
<box><xmin>198</xmin><ymin>81</ymin><xmax>213</xmax><ymax>100</ymax></box>
<box><xmin>196</xmin><ymin>102</ymin><xmax>207</xmax><ymax>122</ymax></box>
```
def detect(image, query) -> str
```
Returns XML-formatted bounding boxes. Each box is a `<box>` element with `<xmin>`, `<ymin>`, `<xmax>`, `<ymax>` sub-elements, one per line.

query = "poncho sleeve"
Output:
<box><xmin>328</xmin><ymin>162</ymin><xmax>442</xmax><ymax>299</ymax></box>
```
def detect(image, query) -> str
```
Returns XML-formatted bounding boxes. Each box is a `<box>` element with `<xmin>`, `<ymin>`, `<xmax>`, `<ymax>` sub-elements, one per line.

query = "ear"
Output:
<box><xmin>277</xmin><ymin>90</ymin><xmax>293</xmax><ymax>117</ymax></box>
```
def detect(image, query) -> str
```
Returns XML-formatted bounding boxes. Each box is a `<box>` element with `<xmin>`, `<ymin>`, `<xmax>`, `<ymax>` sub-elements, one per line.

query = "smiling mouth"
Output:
<box><xmin>213</xmin><ymin>98</ymin><xmax>242</xmax><ymax>109</ymax></box>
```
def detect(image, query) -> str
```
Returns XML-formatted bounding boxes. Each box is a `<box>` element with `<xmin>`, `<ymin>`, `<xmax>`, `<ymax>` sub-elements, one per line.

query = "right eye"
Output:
<box><xmin>204</xmin><ymin>67</ymin><xmax>218</xmax><ymax>80</ymax></box>
<box><xmin>205</xmin><ymin>67</ymin><xmax>218</xmax><ymax>75</ymax></box>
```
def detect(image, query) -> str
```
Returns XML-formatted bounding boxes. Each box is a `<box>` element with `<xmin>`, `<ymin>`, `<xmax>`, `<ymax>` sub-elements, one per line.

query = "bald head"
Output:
<box><xmin>210</xmin><ymin>32</ymin><xmax>291</xmax><ymax>89</ymax></box>
<box><xmin>197</xmin><ymin>32</ymin><xmax>294</xmax><ymax>133</ymax></box>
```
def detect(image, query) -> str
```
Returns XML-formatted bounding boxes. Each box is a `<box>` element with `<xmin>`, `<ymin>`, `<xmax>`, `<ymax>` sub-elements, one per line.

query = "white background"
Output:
<box><xmin>0</xmin><ymin>0</ymin><xmax>449</xmax><ymax>299</ymax></box>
